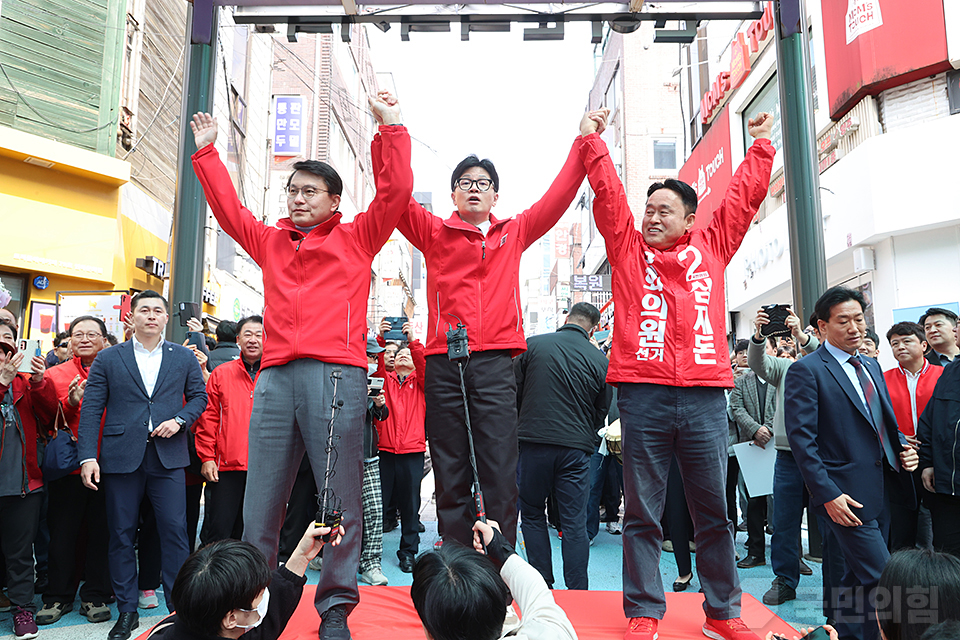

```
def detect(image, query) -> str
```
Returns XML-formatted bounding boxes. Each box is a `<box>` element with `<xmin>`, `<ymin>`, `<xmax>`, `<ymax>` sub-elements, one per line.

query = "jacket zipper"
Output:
<box><xmin>435</xmin><ymin>292</ymin><xmax>441</xmax><ymax>339</ymax></box>
<box><xmin>478</xmin><ymin>237</ymin><xmax>485</xmax><ymax>347</ymax></box>
<box><xmin>295</xmin><ymin>233</ymin><xmax>305</xmax><ymax>357</ymax></box>
<box><xmin>514</xmin><ymin>287</ymin><xmax>521</xmax><ymax>333</ymax></box>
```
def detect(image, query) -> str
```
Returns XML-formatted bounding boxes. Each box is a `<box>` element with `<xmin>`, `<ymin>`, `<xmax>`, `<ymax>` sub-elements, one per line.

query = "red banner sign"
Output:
<box><xmin>678</xmin><ymin>110</ymin><xmax>732</xmax><ymax>231</ymax></box>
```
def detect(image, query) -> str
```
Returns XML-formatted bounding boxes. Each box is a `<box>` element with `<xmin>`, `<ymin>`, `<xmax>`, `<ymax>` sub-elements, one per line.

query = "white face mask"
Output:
<box><xmin>236</xmin><ymin>587</ymin><xmax>269</xmax><ymax>630</ymax></box>
<box><xmin>367</xmin><ymin>363</ymin><xmax>379</xmax><ymax>375</ymax></box>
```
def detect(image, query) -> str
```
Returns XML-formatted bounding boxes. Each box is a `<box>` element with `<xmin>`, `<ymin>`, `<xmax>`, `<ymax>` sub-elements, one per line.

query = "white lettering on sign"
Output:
<box><xmin>845</xmin><ymin>0</ymin><xmax>883</xmax><ymax>44</ymax></box>
<box><xmin>695</xmin><ymin>147</ymin><xmax>725</xmax><ymax>204</ymax></box>
<box><xmin>636</xmin><ymin>265</ymin><xmax>667</xmax><ymax>363</ymax></box>
<box><xmin>679</xmin><ymin>246</ymin><xmax>716</xmax><ymax>365</ymax></box>
<box><xmin>13</xmin><ymin>253</ymin><xmax>104</xmax><ymax>275</ymax></box>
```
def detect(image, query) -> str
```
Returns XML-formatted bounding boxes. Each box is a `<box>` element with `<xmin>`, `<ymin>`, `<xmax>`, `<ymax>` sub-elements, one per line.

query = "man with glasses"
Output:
<box><xmin>189</xmin><ymin>90</ymin><xmax>412</xmax><ymax>640</ymax></box>
<box><xmin>384</xmin><ymin>111</ymin><xmax>604</xmax><ymax>548</ymax></box>
<box><xmin>35</xmin><ymin>316</ymin><xmax>114</xmax><ymax>627</ymax></box>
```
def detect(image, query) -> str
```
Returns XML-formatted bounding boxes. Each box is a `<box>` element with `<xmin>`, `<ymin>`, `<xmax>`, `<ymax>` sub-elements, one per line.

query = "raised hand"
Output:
<box><xmin>748</xmin><ymin>112</ymin><xmax>773</xmax><ymax>140</ymax></box>
<box><xmin>369</xmin><ymin>90</ymin><xmax>401</xmax><ymax>126</ymax></box>
<box><xmin>190</xmin><ymin>112</ymin><xmax>218</xmax><ymax>149</ymax></box>
<box><xmin>68</xmin><ymin>375</ymin><xmax>86</xmax><ymax>407</ymax></box>
<box><xmin>580</xmin><ymin>108</ymin><xmax>611</xmax><ymax>137</ymax></box>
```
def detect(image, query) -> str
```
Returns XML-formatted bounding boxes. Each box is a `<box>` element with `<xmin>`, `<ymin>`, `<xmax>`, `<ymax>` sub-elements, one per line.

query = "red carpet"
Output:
<box><xmin>138</xmin><ymin>587</ymin><xmax>799</xmax><ymax>639</ymax></box>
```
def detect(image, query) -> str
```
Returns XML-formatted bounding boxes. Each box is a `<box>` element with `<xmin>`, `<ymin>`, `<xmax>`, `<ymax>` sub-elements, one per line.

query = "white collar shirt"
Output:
<box><xmin>133</xmin><ymin>335</ymin><xmax>165</xmax><ymax>431</ymax></box>
<box><xmin>900</xmin><ymin>362</ymin><xmax>926</xmax><ymax>432</ymax></box>
<box><xmin>824</xmin><ymin>339</ymin><xmax>870</xmax><ymax>418</ymax></box>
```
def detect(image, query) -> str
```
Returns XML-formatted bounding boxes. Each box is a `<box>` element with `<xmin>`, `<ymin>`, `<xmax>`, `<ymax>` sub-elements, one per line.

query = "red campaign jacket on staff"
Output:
<box><xmin>580</xmin><ymin>134</ymin><xmax>775</xmax><ymax>388</ymax></box>
<box><xmin>37</xmin><ymin>357</ymin><xmax>104</xmax><ymax>475</ymax></box>
<box><xmin>884</xmin><ymin>362</ymin><xmax>942</xmax><ymax>437</ymax></box>
<box><xmin>194</xmin><ymin>358</ymin><xmax>257</xmax><ymax>471</ymax></box>
<box><xmin>192</xmin><ymin>126</ymin><xmax>413</xmax><ymax>370</ymax></box>
<box><xmin>373</xmin><ymin>136</ymin><xmax>587</xmax><ymax>357</ymax></box>
<box><xmin>377</xmin><ymin>340</ymin><xmax>426</xmax><ymax>455</ymax></box>
<box><xmin>0</xmin><ymin>373</ymin><xmax>55</xmax><ymax>495</ymax></box>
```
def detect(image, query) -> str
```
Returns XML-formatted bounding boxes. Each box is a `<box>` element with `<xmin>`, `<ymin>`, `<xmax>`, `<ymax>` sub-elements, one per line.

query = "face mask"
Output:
<box><xmin>236</xmin><ymin>587</ymin><xmax>269</xmax><ymax>630</ymax></box>
<box><xmin>367</xmin><ymin>363</ymin><xmax>378</xmax><ymax>375</ymax></box>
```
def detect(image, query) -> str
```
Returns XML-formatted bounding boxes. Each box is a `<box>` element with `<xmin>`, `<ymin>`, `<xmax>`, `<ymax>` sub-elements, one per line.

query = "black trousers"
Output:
<box><xmin>44</xmin><ymin>475</ymin><xmax>112</xmax><ymax>605</ymax></box>
<box><xmin>725</xmin><ymin>454</ymin><xmax>740</xmax><ymax>524</ymax></box>
<box><xmin>200</xmin><ymin>470</ymin><xmax>246</xmax><ymax>545</ymax></box>
<box><xmin>928</xmin><ymin>492</ymin><xmax>960</xmax><ymax>557</ymax></box>
<box><xmin>379</xmin><ymin>451</ymin><xmax>424</xmax><ymax>559</ymax></box>
<box><xmin>425</xmin><ymin>351</ymin><xmax>519</xmax><ymax>546</ymax></box>
<box><xmin>0</xmin><ymin>491</ymin><xmax>42</xmax><ymax>610</ymax></box>
<box><xmin>745</xmin><ymin>491</ymin><xmax>768</xmax><ymax>559</ymax></box>
<box><xmin>665</xmin><ymin>456</ymin><xmax>694</xmax><ymax>577</ymax></box>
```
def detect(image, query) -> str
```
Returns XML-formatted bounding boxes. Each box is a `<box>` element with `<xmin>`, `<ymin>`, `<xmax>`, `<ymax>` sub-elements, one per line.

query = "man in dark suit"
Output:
<box><xmin>785</xmin><ymin>286</ymin><xmax>918</xmax><ymax>640</ymax></box>
<box><xmin>78</xmin><ymin>290</ymin><xmax>207</xmax><ymax>640</ymax></box>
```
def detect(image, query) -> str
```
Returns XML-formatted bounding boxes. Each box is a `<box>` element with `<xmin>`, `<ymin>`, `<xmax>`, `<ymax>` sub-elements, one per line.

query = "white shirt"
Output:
<box><xmin>133</xmin><ymin>335</ymin><xmax>165</xmax><ymax>431</ymax></box>
<box><xmin>476</xmin><ymin>220</ymin><xmax>491</xmax><ymax>235</ymax></box>
<box><xmin>900</xmin><ymin>363</ymin><xmax>925</xmax><ymax>431</ymax></box>
<box><xmin>824</xmin><ymin>339</ymin><xmax>870</xmax><ymax>417</ymax></box>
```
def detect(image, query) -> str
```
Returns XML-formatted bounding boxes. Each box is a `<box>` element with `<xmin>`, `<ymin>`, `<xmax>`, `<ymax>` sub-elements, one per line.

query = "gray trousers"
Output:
<box><xmin>619</xmin><ymin>383</ymin><xmax>741</xmax><ymax>620</ymax></box>
<box><xmin>242</xmin><ymin>359</ymin><xmax>365</xmax><ymax>617</ymax></box>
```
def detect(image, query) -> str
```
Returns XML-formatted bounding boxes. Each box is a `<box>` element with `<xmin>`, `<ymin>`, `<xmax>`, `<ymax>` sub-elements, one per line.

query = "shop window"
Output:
<box><xmin>742</xmin><ymin>75</ymin><xmax>783</xmax><ymax>154</ymax></box>
<box><xmin>653</xmin><ymin>139</ymin><xmax>677</xmax><ymax>171</ymax></box>
<box><xmin>0</xmin><ymin>272</ymin><xmax>27</xmax><ymax>331</ymax></box>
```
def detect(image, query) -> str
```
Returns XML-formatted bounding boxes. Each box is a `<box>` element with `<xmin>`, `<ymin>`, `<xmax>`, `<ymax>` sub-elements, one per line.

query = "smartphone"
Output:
<box><xmin>367</xmin><ymin>376</ymin><xmax>385</xmax><ymax>397</ymax></box>
<box><xmin>382</xmin><ymin>316</ymin><xmax>407</xmax><ymax>341</ymax></box>
<box><xmin>17</xmin><ymin>339</ymin><xmax>41</xmax><ymax>372</ymax></box>
<box><xmin>760</xmin><ymin>303</ymin><xmax>791</xmax><ymax>337</ymax></box>
<box><xmin>178</xmin><ymin>302</ymin><xmax>201</xmax><ymax>328</ymax></box>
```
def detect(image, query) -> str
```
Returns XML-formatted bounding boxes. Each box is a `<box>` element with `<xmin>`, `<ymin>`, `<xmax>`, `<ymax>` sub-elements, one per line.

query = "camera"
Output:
<box><xmin>760</xmin><ymin>303</ymin><xmax>791</xmax><ymax>337</ymax></box>
<box><xmin>367</xmin><ymin>376</ymin><xmax>384</xmax><ymax>398</ymax></box>
<box><xmin>315</xmin><ymin>506</ymin><xmax>343</xmax><ymax>542</ymax></box>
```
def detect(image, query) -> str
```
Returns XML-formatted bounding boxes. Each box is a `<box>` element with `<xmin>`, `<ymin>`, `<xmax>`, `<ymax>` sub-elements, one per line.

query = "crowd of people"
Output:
<box><xmin>2</xmin><ymin>94</ymin><xmax>960</xmax><ymax>640</ymax></box>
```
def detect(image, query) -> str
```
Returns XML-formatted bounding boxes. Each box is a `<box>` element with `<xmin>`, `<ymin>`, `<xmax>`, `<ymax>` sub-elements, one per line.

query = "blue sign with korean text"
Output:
<box><xmin>274</xmin><ymin>96</ymin><xmax>305</xmax><ymax>156</ymax></box>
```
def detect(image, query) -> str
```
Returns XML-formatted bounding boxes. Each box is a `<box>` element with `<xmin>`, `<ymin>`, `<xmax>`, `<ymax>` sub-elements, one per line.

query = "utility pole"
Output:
<box><xmin>168</xmin><ymin>0</ymin><xmax>218</xmax><ymax>343</ymax></box>
<box><xmin>774</xmin><ymin>0</ymin><xmax>827</xmax><ymax>325</ymax></box>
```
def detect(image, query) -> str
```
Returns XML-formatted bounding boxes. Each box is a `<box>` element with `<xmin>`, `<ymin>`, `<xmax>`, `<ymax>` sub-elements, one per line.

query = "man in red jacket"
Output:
<box><xmin>377</xmin><ymin>324</ymin><xmax>426</xmax><ymax>572</ymax></box>
<box><xmin>35</xmin><ymin>316</ymin><xmax>113</xmax><ymax>626</ymax></box>
<box><xmin>579</xmin><ymin>110</ymin><xmax>775</xmax><ymax>640</ymax></box>
<box><xmin>195</xmin><ymin>315</ymin><xmax>263</xmax><ymax>545</ymax></box>
<box><xmin>883</xmin><ymin>321</ymin><xmax>942</xmax><ymax>551</ymax></box>
<box><xmin>385</xmin><ymin>113</ymin><xmax>600</xmax><ymax>547</ymax></box>
<box><xmin>189</xmin><ymin>91</ymin><xmax>412</xmax><ymax>640</ymax></box>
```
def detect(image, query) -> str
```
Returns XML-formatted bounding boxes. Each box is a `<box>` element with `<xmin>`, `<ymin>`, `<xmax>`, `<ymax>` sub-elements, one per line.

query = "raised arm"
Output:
<box><xmin>190</xmin><ymin>113</ymin><xmax>270</xmax><ymax>264</ymax></box>
<box><xmin>370</xmin><ymin>124</ymin><xmax>434</xmax><ymax>252</ymax></box>
<box><xmin>351</xmin><ymin>91</ymin><xmax>415</xmax><ymax>255</ymax></box>
<box><xmin>578</xmin><ymin>109</ymin><xmax>638</xmax><ymax>266</ymax></box>
<box><xmin>178</xmin><ymin>351</ymin><xmax>209</xmax><ymax>426</ymax></box>
<box><xmin>702</xmin><ymin>112</ymin><xmax>776</xmax><ymax>265</ymax></box>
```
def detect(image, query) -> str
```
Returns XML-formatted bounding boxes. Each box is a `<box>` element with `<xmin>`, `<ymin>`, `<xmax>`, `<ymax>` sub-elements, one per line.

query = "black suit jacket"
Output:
<box><xmin>784</xmin><ymin>344</ymin><xmax>914</xmax><ymax>522</ymax></box>
<box><xmin>78</xmin><ymin>340</ymin><xmax>208</xmax><ymax>474</ymax></box>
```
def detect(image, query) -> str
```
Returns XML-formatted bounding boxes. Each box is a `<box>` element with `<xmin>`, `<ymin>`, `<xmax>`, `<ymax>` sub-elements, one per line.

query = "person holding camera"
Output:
<box><xmin>377</xmin><ymin>322</ymin><xmax>425</xmax><ymax>573</ymax></box>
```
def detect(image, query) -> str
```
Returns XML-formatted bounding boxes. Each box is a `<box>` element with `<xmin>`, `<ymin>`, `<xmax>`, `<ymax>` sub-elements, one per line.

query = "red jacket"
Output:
<box><xmin>580</xmin><ymin>134</ymin><xmax>775</xmax><ymax>387</ymax></box>
<box><xmin>192</xmin><ymin>126</ymin><xmax>413</xmax><ymax>370</ymax></box>
<box><xmin>377</xmin><ymin>340</ymin><xmax>426</xmax><ymax>454</ymax></box>
<box><xmin>376</xmin><ymin>137</ymin><xmax>586</xmax><ymax>356</ymax></box>
<box><xmin>194</xmin><ymin>358</ymin><xmax>256</xmax><ymax>471</ymax></box>
<box><xmin>884</xmin><ymin>363</ymin><xmax>942</xmax><ymax>437</ymax></box>
<box><xmin>36</xmin><ymin>357</ymin><xmax>103</xmax><ymax>475</ymax></box>
<box><xmin>0</xmin><ymin>373</ymin><xmax>54</xmax><ymax>495</ymax></box>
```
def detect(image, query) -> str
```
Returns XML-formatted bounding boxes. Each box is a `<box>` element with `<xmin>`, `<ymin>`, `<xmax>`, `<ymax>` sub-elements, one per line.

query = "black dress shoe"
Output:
<box><xmin>737</xmin><ymin>554</ymin><xmax>766</xmax><ymax>569</ymax></box>
<box><xmin>762</xmin><ymin>577</ymin><xmax>797</xmax><ymax>606</ymax></box>
<box><xmin>672</xmin><ymin>576</ymin><xmax>693</xmax><ymax>592</ymax></box>
<box><xmin>418</xmin><ymin>520</ymin><xmax>426</xmax><ymax>533</ymax></box>
<box><xmin>319</xmin><ymin>605</ymin><xmax>351</xmax><ymax>640</ymax></box>
<box><xmin>383</xmin><ymin>518</ymin><xmax>398</xmax><ymax>533</ymax></box>
<box><xmin>108</xmin><ymin>612</ymin><xmax>139</xmax><ymax>640</ymax></box>
<box><xmin>399</xmin><ymin>554</ymin><xmax>415</xmax><ymax>573</ymax></box>
<box><xmin>799</xmin><ymin>558</ymin><xmax>813</xmax><ymax>575</ymax></box>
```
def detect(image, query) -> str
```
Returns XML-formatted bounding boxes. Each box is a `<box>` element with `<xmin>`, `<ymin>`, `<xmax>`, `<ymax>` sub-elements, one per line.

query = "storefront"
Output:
<box><xmin>0</xmin><ymin>125</ymin><xmax>170</xmax><ymax>351</ymax></box>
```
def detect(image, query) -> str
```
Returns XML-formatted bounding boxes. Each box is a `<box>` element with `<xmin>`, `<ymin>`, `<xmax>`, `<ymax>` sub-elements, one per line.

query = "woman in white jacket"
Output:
<box><xmin>411</xmin><ymin>520</ymin><xmax>577</xmax><ymax>640</ymax></box>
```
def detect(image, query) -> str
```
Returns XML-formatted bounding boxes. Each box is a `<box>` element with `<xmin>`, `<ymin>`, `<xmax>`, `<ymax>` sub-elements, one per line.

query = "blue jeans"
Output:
<box><xmin>771</xmin><ymin>450</ymin><xmax>806</xmax><ymax>589</ymax></box>
<box><xmin>518</xmin><ymin>443</ymin><xmax>591</xmax><ymax>589</ymax></box>
<box><xmin>618</xmin><ymin>384</ymin><xmax>740</xmax><ymax>620</ymax></box>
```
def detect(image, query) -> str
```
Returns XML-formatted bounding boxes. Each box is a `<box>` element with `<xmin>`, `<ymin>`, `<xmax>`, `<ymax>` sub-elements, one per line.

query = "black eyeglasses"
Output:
<box><xmin>455</xmin><ymin>178</ymin><xmax>493</xmax><ymax>192</ymax></box>
<box><xmin>285</xmin><ymin>186</ymin><xmax>329</xmax><ymax>199</ymax></box>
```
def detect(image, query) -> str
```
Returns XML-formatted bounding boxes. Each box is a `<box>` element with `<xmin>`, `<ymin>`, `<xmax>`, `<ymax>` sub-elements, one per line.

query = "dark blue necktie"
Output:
<box><xmin>848</xmin><ymin>356</ymin><xmax>898</xmax><ymax>469</ymax></box>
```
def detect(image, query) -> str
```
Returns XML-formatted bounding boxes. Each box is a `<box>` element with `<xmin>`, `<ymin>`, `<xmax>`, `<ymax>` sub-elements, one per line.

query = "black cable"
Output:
<box><xmin>316</xmin><ymin>368</ymin><xmax>344</xmax><ymax>540</ymax></box>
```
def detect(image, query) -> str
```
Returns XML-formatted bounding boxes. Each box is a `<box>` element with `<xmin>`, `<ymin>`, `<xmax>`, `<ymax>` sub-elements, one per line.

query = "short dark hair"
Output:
<box><xmin>287</xmin><ymin>160</ymin><xmax>343</xmax><ymax>197</ymax></box>
<box><xmin>647</xmin><ymin>178</ymin><xmax>698</xmax><ymax>215</ymax></box>
<box><xmin>567</xmin><ymin>302</ymin><xmax>601</xmax><ymax>328</ymax></box>
<box><xmin>878</xmin><ymin>548</ymin><xmax>960</xmax><ymax>640</ymax></box>
<box><xmin>920</xmin><ymin>620</ymin><xmax>960</xmax><ymax>640</ymax></box>
<box><xmin>68</xmin><ymin>316</ymin><xmax>108</xmax><ymax>339</ymax></box>
<box><xmin>814</xmin><ymin>286</ymin><xmax>866</xmax><ymax>325</ymax></box>
<box><xmin>887</xmin><ymin>321</ymin><xmax>926</xmax><ymax>344</ymax></box>
<box><xmin>53</xmin><ymin>331</ymin><xmax>70</xmax><ymax>348</ymax></box>
<box><xmin>863</xmin><ymin>328</ymin><xmax>879</xmax><ymax>348</ymax></box>
<box><xmin>105</xmin><ymin>333</ymin><xmax>118</xmax><ymax>346</ymax></box>
<box><xmin>411</xmin><ymin>543</ymin><xmax>510</xmax><ymax>640</ymax></box>
<box><xmin>216</xmin><ymin>321</ymin><xmax>238</xmax><ymax>343</ymax></box>
<box><xmin>808</xmin><ymin>311</ymin><xmax>818</xmax><ymax>328</ymax></box>
<box><xmin>767</xmin><ymin>336</ymin><xmax>778</xmax><ymax>350</ymax></box>
<box><xmin>131</xmin><ymin>289</ymin><xmax>168</xmax><ymax>312</ymax></box>
<box><xmin>237</xmin><ymin>315</ymin><xmax>263</xmax><ymax>335</ymax></box>
<box><xmin>777</xmin><ymin>346</ymin><xmax>797</xmax><ymax>359</ymax></box>
<box><xmin>451</xmin><ymin>155</ymin><xmax>500</xmax><ymax>193</ymax></box>
<box><xmin>204</xmin><ymin>336</ymin><xmax>217</xmax><ymax>351</ymax></box>
<box><xmin>734</xmin><ymin>339</ymin><xmax>750</xmax><ymax>354</ymax></box>
<box><xmin>919</xmin><ymin>307</ymin><xmax>959</xmax><ymax>329</ymax></box>
<box><xmin>171</xmin><ymin>540</ymin><xmax>272</xmax><ymax>637</ymax></box>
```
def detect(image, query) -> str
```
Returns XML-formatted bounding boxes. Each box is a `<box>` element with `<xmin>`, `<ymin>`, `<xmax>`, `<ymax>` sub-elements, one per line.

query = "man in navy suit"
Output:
<box><xmin>785</xmin><ymin>286</ymin><xmax>918</xmax><ymax>640</ymax></box>
<box><xmin>78</xmin><ymin>290</ymin><xmax>207</xmax><ymax>640</ymax></box>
